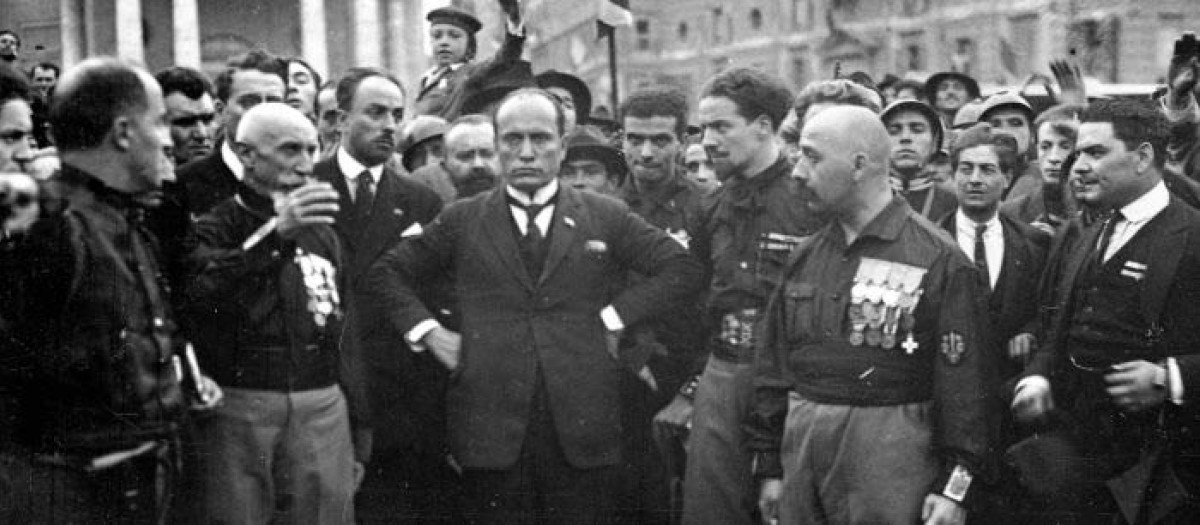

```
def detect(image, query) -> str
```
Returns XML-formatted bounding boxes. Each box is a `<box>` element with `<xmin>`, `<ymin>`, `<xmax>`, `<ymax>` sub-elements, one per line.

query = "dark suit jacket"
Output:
<box><xmin>366</xmin><ymin>185</ymin><xmax>705</xmax><ymax>469</ymax></box>
<box><xmin>174</xmin><ymin>146</ymin><xmax>240</xmax><ymax>216</ymax></box>
<box><xmin>940</xmin><ymin>210</ymin><xmax>1049</xmax><ymax>359</ymax></box>
<box><xmin>1024</xmin><ymin>197</ymin><xmax>1200</xmax><ymax>471</ymax></box>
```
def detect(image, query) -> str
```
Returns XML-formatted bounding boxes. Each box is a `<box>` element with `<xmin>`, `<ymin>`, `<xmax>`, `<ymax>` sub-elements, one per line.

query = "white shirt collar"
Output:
<box><xmin>1118</xmin><ymin>180</ymin><xmax>1169</xmax><ymax>224</ymax></box>
<box><xmin>506</xmin><ymin>179</ymin><xmax>559</xmax><ymax>207</ymax></box>
<box><xmin>337</xmin><ymin>147</ymin><xmax>384</xmax><ymax>184</ymax></box>
<box><xmin>954</xmin><ymin>208</ymin><xmax>1001</xmax><ymax>239</ymax></box>
<box><xmin>220</xmin><ymin>140</ymin><xmax>244</xmax><ymax>181</ymax></box>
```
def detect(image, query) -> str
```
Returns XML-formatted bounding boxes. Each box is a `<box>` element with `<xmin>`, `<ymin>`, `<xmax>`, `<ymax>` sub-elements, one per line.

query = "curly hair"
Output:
<box><xmin>620</xmin><ymin>86</ymin><xmax>689</xmax><ymax>137</ymax></box>
<box><xmin>793</xmin><ymin>79</ymin><xmax>882</xmax><ymax>122</ymax></box>
<box><xmin>1080</xmin><ymin>98</ymin><xmax>1171</xmax><ymax>168</ymax></box>
<box><xmin>154</xmin><ymin>66</ymin><xmax>213</xmax><ymax>100</ymax></box>
<box><xmin>699</xmin><ymin>67</ymin><xmax>793</xmax><ymax>130</ymax></box>
<box><xmin>949</xmin><ymin>122</ymin><xmax>1020</xmax><ymax>175</ymax></box>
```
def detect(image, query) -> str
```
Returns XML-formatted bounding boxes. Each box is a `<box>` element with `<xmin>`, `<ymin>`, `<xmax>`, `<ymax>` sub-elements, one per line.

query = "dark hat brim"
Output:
<box><xmin>564</xmin><ymin>144</ymin><xmax>627</xmax><ymax>186</ymax></box>
<box><xmin>536</xmin><ymin>71</ymin><xmax>592</xmax><ymax>125</ymax></box>
<box><xmin>427</xmin><ymin>7</ymin><xmax>482</xmax><ymax>34</ymax></box>
<box><xmin>924</xmin><ymin>72</ymin><xmax>981</xmax><ymax>101</ymax></box>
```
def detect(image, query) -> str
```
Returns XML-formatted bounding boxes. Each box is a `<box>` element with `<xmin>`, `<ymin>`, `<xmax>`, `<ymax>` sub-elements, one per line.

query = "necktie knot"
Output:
<box><xmin>974</xmin><ymin>223</ymin><xmax>987</xmax><ymax>239</ymax></box>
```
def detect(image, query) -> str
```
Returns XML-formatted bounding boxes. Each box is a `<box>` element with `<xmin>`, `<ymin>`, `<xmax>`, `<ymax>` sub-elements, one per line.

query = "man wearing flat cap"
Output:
<box><xmin>559</xmin><ymin>125</ymin><xmax>626</xmax><ymax>196</ymax></box>
<box><xmin>417</xmin><ymin>0</ymin><xmax>527</xmax><ymax>119</ymax></box>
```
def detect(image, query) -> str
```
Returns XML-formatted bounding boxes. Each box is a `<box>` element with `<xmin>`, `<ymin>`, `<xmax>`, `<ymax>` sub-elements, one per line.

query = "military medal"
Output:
<box><xmin>865</xmin><ymin>326</ymin><xmax>883</xmax><ymax>347</ymax></box>
<box><xmin>881</xmin><ymin>332</ymin><xmax>897</xmax><ymax>349</ymax></box>
<box><xmin>848</xmin><ymin>328</ymin><xmax>866</xmax><ymax>346</ymax></box>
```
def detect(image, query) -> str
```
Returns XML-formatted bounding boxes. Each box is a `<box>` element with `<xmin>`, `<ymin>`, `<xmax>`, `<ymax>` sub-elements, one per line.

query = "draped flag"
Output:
<box><xmin>597</xmin><ymin>0</ymin><xmax>633</xmax><ymax>40</ymax></box>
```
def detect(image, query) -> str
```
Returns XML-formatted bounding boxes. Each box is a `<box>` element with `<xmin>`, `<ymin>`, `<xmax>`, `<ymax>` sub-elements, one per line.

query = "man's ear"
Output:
<box><xmin>111</xmin><ymin>115</ymin><xmax>133</xmax><ymax>151</ymax></box>
<box><xmin>335</xmin><ymin>108</ymin><xmax>350</xmax><ymax>133</ymax></box>
<box><xmin>1135</xmin><ymin>141</ymin><xmax>1155</xmax><ymax>175</ymax></box>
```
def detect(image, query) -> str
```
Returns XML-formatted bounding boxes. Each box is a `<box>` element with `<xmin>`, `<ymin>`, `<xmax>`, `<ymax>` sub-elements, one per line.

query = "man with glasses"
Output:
<box><xmin>1012</xmin><ymin>99</ymin><xmax>1200</xmax><ymax>522</ymax></box>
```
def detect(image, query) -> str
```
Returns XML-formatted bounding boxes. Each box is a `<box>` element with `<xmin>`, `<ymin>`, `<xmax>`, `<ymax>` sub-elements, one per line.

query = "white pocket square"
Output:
<box><xmin>401</xmin><ymin>222</ymin><xmax>424</xmax><ymax>238</ymax></box>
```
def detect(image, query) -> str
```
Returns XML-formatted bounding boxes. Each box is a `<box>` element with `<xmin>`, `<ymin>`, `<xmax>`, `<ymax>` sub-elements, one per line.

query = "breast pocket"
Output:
<box><xmin>784</xmin><ymin>282</ymin><xmax>818</xmax><ymax>343</ymax></box>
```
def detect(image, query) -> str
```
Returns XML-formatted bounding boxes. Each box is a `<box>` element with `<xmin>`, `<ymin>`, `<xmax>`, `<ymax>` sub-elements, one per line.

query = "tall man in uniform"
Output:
<box><xmin>0</xmin><ymin>58</ymin><xmax>222</xmax><ymax>523</ymax></box>
<box><xmin>1011</xmin><ymin>99</ymin><xmax>1200</xmax><ymax>522</ymax></box>
<box><xmin>676</xmin><ymin>67</ymin><xmax>824</xmax><ymax>525</ymax></box>
<box><xmin>366</xmin><ymin>88</ymin><xmax>705</xmax><ymax>522</ymax></box>
<box><xmin>748</xmin><ymin>105</ymin><xmax>994</xmax><ymax>524</ymax></box>
<box><xmin>310</xmin><ymin>66</ymin><xmax>445</xmax><ymax>519</ymax></box>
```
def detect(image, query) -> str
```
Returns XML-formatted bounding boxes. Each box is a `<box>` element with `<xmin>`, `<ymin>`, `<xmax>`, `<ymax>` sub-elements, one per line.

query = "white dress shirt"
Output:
<box><xmin>336</xmin><ymin>147</ymin><xmax>384</xmax><ymax>201</ymax></box>
<box><xmin>1100</xmin><ymin>181</ymin><xmax>1169</xmax><ymax>262</ymax></box>
<box><xmin>954</xmin><ymin>209</ymin><xmax>1003</xmax><ymax>290</ymax></box>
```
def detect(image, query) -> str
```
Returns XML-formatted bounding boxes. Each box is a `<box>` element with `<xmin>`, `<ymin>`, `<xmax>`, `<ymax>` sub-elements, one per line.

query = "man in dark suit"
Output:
<box><xmin>367</xmin><ymin>88</ymin><xmax>705</xmax><ymax>523</ymax></box>
<box><xmin>311</xmin><ymin>67</ymin><xmax>444</xmax><ymax>520</ymax></box>
<box><xmin>1012</xmin><ymin>99</ymin><xmax>1200</xmax><ymax>522</ymax></box>
<box><xmin>940</xmin><ymin>124</ymin><xmax>1049</xmax><ymax>380</ymax></box>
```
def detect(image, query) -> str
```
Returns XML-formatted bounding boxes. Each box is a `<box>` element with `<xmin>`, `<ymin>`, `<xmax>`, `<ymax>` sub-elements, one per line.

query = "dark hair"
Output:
<box><xmin>793</xmin><ymin>79</ymin><xmax>881</xmax><ymax>121</ymax></box>
<box><xmin>0</xmin><ymin>63</ymin><xmax>31</xmax><ymax>103</ymax></box>
<box><xmin>0</xmin><ymin>30</ymin><xmax>20</xmax><ymax>49</ymax></box>
<box><xmin>950</xmin><ymin>123</ymin><xmax>1019</xmax><ymax>175</ymax></box>
<box><xmin>154</xmin><ymin>66</ymin><xmax>213</xmax><ymax>100</ymax></box>
<box><xmin>335</xmin><ymin>67</ymin><xmax>405</xmax><ymax>112</ymax></box>
<box><xmin>50</xmin><ymin>59</ymin><xmax>149</xmax><ymax>151</ymax></box>
<box><xmin>30</xmin><ymin>62</ymin><xmax>60</xmax><ymax>79</ymax></box>
<box><xmin>213</xmin><ymin>49</ymin><xmax>287</xmax><ymax>103</ymax></box>
<box><xmin>1080</xmin><ymin>98</ymin><xmax>1171</xmax><ymax>168</ymax></box>
<box><xmin>620</xmin><ymin>86</ymin><xmax>688</xmax><ymax>137</ymax></box>
<box><xmin>287</xmin><ymin>57</ymin><xmax>323</xmax><ymax>89</ymax></box>
<box><xmin>313</xmin><ymin>79</ymin><xmax>337</xmax><ymax>115</ymax></box>
<box><xmin>699</xmin><ymin>67</ymin><xmax>794</xmax><ymax>131</ymax></box>
<box><xmin>492</xmin><ymin>88</ymin><xmax>566</xmax><ymax>136</ymax></box>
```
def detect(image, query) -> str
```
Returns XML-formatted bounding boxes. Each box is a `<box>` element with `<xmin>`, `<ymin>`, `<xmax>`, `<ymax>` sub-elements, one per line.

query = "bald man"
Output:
<box><xmin>745</xmin><ymin>107</ymin><xmax>995</xmax><ymax>525</ymax></box>
<box><xmin>187</xmin><ymin>102</ymin><xmax>363</xmax><ymax>524</ymax></box>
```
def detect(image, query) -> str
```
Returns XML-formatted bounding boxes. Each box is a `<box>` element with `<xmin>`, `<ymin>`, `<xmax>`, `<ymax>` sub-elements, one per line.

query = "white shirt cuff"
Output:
<box><xmin>1168</xmin><ymin>357</ymin><xmax>1185</xmax><ymax>405</ymax></box>
<box><xmin>600</xmin><ymin>305</ymin><xmax>624</xmax><ymax>332</ymax></box>
<box><xmin>1015</xmin><ymin>375</ymin><xmax>1050</xmax><ymax>397</ymax></box>
<box><xmin>406</xmin><ymin>319</ymin><xmax>441</xmax><ymax>352</ymax></box>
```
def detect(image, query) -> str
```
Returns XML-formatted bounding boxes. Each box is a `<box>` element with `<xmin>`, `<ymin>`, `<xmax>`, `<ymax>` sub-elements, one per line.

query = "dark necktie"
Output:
<box><xmin>974</xmin><ymin>223</ymin><xmax>990</xmax><ymax>288</ymax></box>
<box><xmin>1096</xmin><ymin>211</ymin><xmax>1124</xmax><ymax>264</ymax></box>
<box><xmin>510</xmin><ymin>197</ymin><xmax>547</xmax><ymax>279</ymax></box>
<box><xmin>355</xmin><ymin>172</ymin><xmax>375</xmax><ymax>221</ymax></box>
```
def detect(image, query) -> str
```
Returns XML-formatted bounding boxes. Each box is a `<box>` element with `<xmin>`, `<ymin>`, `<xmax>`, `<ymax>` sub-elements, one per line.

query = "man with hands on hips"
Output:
<box><xmin>1011</xmin><ymin>99</ymin><xmax>1200</xmax><ymax>522</ymax></box>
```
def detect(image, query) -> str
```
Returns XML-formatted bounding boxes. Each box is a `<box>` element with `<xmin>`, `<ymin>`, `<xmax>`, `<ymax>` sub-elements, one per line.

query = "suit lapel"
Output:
<box><xmin>482</xmin><ymin>189</ymin><xmax>534</xmax><ymax>290</ymax></box>
<box><xmin>1057</xmin><ymin>218</ymin><xmax>1105</xmax><ymax>313</ymax></box>
<box><xmin>351</xmin><ymin>171</ymin><xmax>407</xmax><ymax>280</ymax></box>
<box><xmin>539</xmin><ymin>187</ymin><xmax>582</xmax><ymax>285</ymax></box>
<box><xmin>994</xmin><ymin>219</ymin><xmax>1029</xmax><ymax>311</ymax></box>
<box><xmin>1139</xmin><ymin>201</ymin><xmax>1188</xmax><ymax>325</ymax></box>
<box><xmin>317</xmin><ymin>160</ymin><xmax>358</xmax><ymax>251</ymax></box>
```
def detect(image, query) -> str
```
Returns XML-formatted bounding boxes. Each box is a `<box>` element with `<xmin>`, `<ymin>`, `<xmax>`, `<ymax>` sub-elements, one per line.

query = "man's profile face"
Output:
<box><xmin>164</xmin><ymin>91</ymin><xmax>216</xmax><ymax>165</ymax></box>
<box><xmin>31</xmin><ymin>66</ymin><xmax>57</xmax><ymax>98</ymax></box>
<box><xmin>340</xmin><ymin>75</ymin><xmax>404</xmax><ymax>167</ymax></box>
<box><xmin>443</xmin><ymin>123</ymin><xmax>499</xmax><ymax>198</ymax></box>
<box><xmin>127</xmin><ymin>75</ymin><xmax>175</xmax><ymax>193</ymax></box>
<box><xmin>316</xmin><ymin>86</ymin><xmax>339</xmax><ymax>149</ymax></box>
<box><xmin>496</xmin><ymin>94</ymin><xmax>563</xmax><ymax>194</ymax></box>
<box><xmin>560</xmin><ymin>158</ymin><xmax>614</xmax><ymax>195</ymax></box>
<box><xmin>792</xmin><ymin>122</ymin><xmax>855</xmax><ymax>215</ymax></box>
<box><xmin>0</xmin><ymin>97</ymin><xmax>33</xmax><ymax>173</ymax></box>
<box><xmin>953</xmin><ymin>145</ymin><xmax>1009</xmax><ymax>217</ymax></box>
<box><xmin>222</xmin><ymin>69</ymin><xmax>285</xmax><ymax>141</ymax></box>
<box><xmin>1036</xmin><ymin>121</ymin><xmax>1076</xmax><ymax>185</ymax></box>
<box><xmin>886</xmin><ymin>110</ymin><xmax>935</xmax><ymax>172</ymax></box>
<box><xmin>1072</xmin><ymin>121</ymin><xmax>1141</xmax><ymax>209</ymax></box>
<box><xmin>698</xmin><ymin>96</ymin><xmax>765</xmax><ymax>181</ymax></box>
<box><xmin>623</xmin><ymin>115</ymin><xmax>679</xmax><ymax>187</ymax></box>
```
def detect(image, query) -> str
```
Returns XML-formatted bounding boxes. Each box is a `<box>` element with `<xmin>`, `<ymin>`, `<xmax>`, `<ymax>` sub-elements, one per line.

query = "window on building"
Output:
<box><xmin>712</xmin><ymin>7</ymin><xmax>724</xmax><ymax>44</ymax></box>
<box><xmin>793</xmin><ymin>0</ymin><xmax>812</xmax><ymax>29</ymax></box>
<box><xmin>679</xmin><ymin>21</ymin><xmax>689</xmax><ymax>42</ymax></box>
<box><xmin>750</xmin><ymin>8</ymin><xmax>764</xmax><ymax>31</ymax></box>
<box><xmin>636</xmin><ymin>19</ymin><xmax>651</xmax><ymax>50</ymax></box>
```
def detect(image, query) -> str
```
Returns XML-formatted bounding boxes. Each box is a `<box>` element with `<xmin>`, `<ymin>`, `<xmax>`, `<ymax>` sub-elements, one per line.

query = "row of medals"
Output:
<box><xmin>296</xmin><ymin>248</ymin><xmax>341</xmax><ymax>328</ymax></box>
<box><xmin>847</xmin><ymin>277</ymin><xmax>922</xmax><ymax>353</ymax></box>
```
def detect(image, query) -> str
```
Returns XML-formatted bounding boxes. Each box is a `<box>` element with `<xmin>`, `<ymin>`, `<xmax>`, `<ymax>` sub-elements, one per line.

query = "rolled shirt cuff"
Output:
<box><xmin>600</xmin><ymin>305</ymin><xmax>624</xmax><ymax>332</ymax></box>
<box><xmin>1168</xmin><ymin>357</ymin><xmax>1185</xmax><ymax>405</ymax></box>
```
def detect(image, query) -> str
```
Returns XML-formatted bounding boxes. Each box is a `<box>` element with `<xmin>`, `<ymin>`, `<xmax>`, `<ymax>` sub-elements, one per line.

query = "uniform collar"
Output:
<box><xmin>855</xmin><ymin>195</ymin><xmax>911</xmax><ymax>243</ymax></box>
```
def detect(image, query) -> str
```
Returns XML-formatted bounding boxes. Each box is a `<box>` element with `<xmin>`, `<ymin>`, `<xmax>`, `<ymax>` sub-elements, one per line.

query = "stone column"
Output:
<box><xmin>386</xmin><ymin>0</ymin><xmax>427</xmax><ymax>97</ymax></box>
<box><xmin>300</xmin><ymin>0</ymin><xmax>329</xmax><ymax>79</ymax></box>
<box><xmin>352</xmin><ymin>0</ymin><xmax>382</xmax><ymax>67</ymax></box>
<box><xmin>172</xmin><ymin>0</ymin><xmax>201</xmax><ymax>68</ymax></box>
<box><xmin>59</xmin><ymin>0</ymin><xmax>83</xmax><ymax>67</ymax></box>
<box><xmin>115</xmin><ymin>0</ymin><xmax>144</xmax><ymax>64</ymax></box>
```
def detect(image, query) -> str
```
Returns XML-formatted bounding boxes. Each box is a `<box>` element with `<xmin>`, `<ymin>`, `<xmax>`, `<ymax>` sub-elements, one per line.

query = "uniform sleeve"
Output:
<box><xmin>931</xmin><ymin>257</ymin><xmax>999</xmax><ymax>497</ymax></box>
<box><xmin>743</xmin><ymin>282</ymin><xmax>792</xmax><ymax>480</ymax></box>
<box><xmin>186</xmin><ymin>209</ymin><xmax>285</xmax><ymax>303</ymax></box>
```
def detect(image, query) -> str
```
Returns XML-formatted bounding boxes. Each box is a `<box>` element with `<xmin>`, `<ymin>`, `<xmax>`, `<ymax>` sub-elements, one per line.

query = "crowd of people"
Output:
<box><xmin>3</xmin><ymin>1</ymin><xmax>1200</xmax><ymax>523</ymax></box>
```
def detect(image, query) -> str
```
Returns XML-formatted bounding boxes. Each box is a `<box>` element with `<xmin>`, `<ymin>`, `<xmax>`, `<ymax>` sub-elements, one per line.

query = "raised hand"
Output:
<box><xmin>1050</xmin><ymin>59</ymin><xmax>1086</xmax><ymax>105</ymax></box>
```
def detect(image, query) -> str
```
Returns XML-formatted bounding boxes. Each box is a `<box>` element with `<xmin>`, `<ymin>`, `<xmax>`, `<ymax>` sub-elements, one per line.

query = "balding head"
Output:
<box><xmin>234</xmin><ymin>102</ymin><xmax>319</xmax><ymax>195</ymax></box>
<box><xmin>792</xmin><ymin>106</ymin><xmax>892</xmax><ymax>216</ymax></box>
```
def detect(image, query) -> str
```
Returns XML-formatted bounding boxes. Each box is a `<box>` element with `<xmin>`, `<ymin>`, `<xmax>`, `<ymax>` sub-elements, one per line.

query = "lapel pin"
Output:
<box><xmin>564</xmin><ymin>217</ymin><xmax>576</xmax><ymax>228</ymax></box>
<box><xmin>393</xmin><ymin>208</ymin><xmax>405</xmax><ymax>217</ymax></box>
<box><xmin>585</xmin><ymin>240</ymin><xmax>607</xmax><ymax>254</ymax></box>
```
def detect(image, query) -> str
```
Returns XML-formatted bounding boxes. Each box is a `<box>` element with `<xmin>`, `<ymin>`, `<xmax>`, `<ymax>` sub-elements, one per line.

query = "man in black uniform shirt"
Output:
<box><xmin>748</xmin><ymin>106</ymin><xmax>994</xmax><ymax>524</ymax></box>
<box><xmin>0</xmin><ymin>58</ymin><xmax>221</xmax><ymax>524</ymax></box>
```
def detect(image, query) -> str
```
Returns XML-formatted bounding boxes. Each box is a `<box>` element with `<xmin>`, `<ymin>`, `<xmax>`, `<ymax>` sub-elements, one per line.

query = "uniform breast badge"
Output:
<box><xmin>847</xmin><ymin>257</ymin><xmax>926</xmax><ymax>353</ymax></box>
